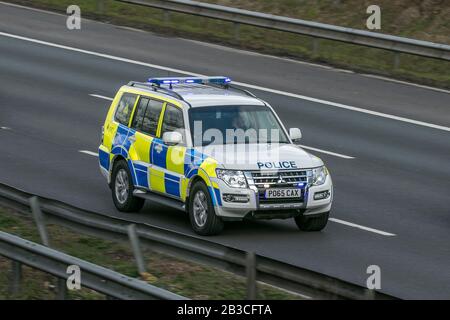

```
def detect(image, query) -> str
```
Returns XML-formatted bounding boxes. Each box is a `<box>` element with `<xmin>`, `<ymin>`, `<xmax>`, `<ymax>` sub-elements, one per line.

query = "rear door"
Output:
<box><xmin>150</xmin><ymin>104</ymin><xmax>187</xmax><ymax>199</ymax></box>
<box><xmin>105</xmin><ymin>92</ymin><xmax>138</xmax><ymax>165</ymax></box>
<box><xmin>129</xmin><ymin>96</ymin><xmax>164</xmax><ymax>190</ymax></box>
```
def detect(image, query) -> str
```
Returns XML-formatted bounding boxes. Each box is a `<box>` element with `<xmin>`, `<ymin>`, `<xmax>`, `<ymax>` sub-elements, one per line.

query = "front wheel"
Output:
<box><xmin>188</xmin><ymin>181</ymin><xmax>224</xmax><ymax>236</ymax></box>
<box><xmin>111</xmin><ymin>160</ymin><xmax>145</xmax><ymax>212</ymax></box>
<box><xmin>294</xmin><ymin>212</ymin><xmax>329</xmax><ymax>231</ymax></box>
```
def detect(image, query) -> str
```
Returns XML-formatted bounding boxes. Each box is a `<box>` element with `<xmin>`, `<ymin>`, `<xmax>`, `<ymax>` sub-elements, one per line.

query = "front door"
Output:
<box><xmin>150</xmin><ymin>103</ymin><xmax>187</xmax><ymax>200</ymax></box>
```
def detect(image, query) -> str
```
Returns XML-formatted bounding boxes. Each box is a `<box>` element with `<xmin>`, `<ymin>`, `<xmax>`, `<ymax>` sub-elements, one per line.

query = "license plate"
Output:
<box><xmin>265</xmin><ymin>188</ymin><xmax>301</xmax><ymax>199</ymax></box>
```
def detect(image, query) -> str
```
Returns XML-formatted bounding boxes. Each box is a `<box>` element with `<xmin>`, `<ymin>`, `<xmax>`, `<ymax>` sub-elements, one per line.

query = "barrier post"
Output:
<box><xmin>246</xmin><ymin>251</ymin><xmax>257</xmax><ymax>299</ymax></box>
<box><xmin>30</xmin><ymin>197</ymin><xmax>50</xmax><ymax>247</ymax></box>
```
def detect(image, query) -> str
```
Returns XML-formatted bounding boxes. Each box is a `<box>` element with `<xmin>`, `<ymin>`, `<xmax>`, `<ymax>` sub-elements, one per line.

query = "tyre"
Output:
<box><xmin>294</xmin><ymin>212</ymin><xmax>329</xmax><ymax>231</ymax></box>
<box><xmin>111</xmin><ymin>160</ymin><xmax>145</xmax><ymax>212</ymax></box>
<box><xmin>188</xmin><ymin>181</ymin><xmax>224</xmax><ymax>236</ymax></box>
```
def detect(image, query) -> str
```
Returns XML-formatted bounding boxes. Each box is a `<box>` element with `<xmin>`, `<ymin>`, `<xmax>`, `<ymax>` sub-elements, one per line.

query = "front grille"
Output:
<box><xmin>249</xmin><ymin>170</ymin><xmax>308</xmax><ymax>204</ymax></box>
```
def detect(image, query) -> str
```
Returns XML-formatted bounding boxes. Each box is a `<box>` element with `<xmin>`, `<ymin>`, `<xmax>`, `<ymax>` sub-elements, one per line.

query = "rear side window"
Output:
<box><xmin>141</xmin><ymin>99</ymin><xmax>164</xmax><ymax>136</ymax></box>
<box><xmin>131</xmin><ymin>97</ymin><xmax>149</xmax><ymax>130</ymax></box>
<box><xmin>115</xmin><ymin>93</ymin><xmax>137</xmax><ymax>126</ymax></box>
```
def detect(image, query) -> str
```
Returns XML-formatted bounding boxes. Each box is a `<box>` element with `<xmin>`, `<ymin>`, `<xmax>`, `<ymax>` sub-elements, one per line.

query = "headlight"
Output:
<box><xmin>309</xmin><ymin>166</ymin><xmax>328</xmax><ymax>186</ymax></box>
<box><xmin>216</xmin><ymin>169</ymin><xmax>248</xmax><ymax>188</ymax></box>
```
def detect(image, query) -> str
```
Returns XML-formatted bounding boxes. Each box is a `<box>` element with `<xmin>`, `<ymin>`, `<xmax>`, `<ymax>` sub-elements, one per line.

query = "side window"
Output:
<box><xmin>131</xmin><ymin>97</ymin><xmax>149</xmax><ymax>130</ymax></box>
<box><xmin>161</xmin><ymin>104</ymin><xmax>185</xmax><ymax>142</ymax></box>
<box><xmin>115</xmin><ymin>93</ymin><xmax>137</xmax><ymax>126</ymax></box>
<box><xmin>141</xmin><ymin>99</ymin><xmax>164</xmax><ymax>136</ymax></box>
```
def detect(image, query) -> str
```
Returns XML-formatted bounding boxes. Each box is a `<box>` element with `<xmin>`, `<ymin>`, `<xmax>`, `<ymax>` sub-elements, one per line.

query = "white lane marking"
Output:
<box><xmin>329</xmin><ymin>218</ymin><xmax>396</xmax><ymax>237</ymax></box>
<box><xmin>259</xmin><ymin>281</ymin><xmax>312</xmax><ymax>299</ymax></box>
<box><xmin>89</xmin><ymin>94</ymin><xmax>113</xmax><ymax>101</ymax></box>
<box><xmin>118</xmin><ymin>26</ymin><xmax>148</xmax><ymax>33</ymax></box>
<box><xmin>0</xmin><ymin>31</ymin><xmax>449</xmax><ymax>133</ymax></box>
<box><xmin>299</xmin><ymin>145</ymin><xmax>354</xmax><ymax>159</ymax></box>
<box><xmin>79</xmin><ymin>150</ymin><xmax>99</xmax><ymax>157</ymax></box>
<box><xmin>1</xmin><ymin>126</ymin><xmax>11</xmax><ymax>130</ymax></box>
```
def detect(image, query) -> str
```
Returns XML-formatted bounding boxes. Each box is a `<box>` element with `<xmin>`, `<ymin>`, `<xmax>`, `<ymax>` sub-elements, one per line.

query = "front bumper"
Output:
<box><xmin>213</xmin><ymin>175</ymin><xmax>333</xmax><ymax>220</ymax></box>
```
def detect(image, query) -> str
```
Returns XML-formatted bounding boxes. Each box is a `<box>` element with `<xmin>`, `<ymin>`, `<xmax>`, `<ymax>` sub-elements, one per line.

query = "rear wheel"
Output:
<box><xmin>111</xmin><ymin>160</ymin><xmax>145</xmax><ymax>212</ymax></box>
<box><xmin>294</xmin><ymin>212</ymin><xmax>329</xmax><ymax>231</ymax></box>
<box><xmin>188</xmin><ymin>181</ymin><xmax>224</xmax><ymax>236</ymax></box>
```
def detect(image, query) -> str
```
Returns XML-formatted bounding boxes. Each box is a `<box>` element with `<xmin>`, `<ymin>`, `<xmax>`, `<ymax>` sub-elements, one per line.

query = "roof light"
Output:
<box><xmin>162</xmin><ymin>79</ymin><xmax>180</xmax><ymax>84</ymax></box>
<box><xmin>148</xmin><ymin>76</ymin><xmax>231</xmax><ymax>86</ymax></box>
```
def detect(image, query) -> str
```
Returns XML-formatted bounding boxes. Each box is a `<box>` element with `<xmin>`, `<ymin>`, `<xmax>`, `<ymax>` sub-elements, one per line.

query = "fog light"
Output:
<box><xmin>314</xmin><ymin>190</ymin><xmax>330</xmax><ymax>200</ymax></box>
<box><xmin>223</xmin><ymin>194</ymin><xmax>249</xmax><ymax>203</ymax></box>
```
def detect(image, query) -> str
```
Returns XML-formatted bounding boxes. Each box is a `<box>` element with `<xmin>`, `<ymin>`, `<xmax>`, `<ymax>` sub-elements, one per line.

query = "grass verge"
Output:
<box><xmin>4</xmin><ymin>0</ymin><xmax>450</xmax><ymax>88</ymax></box>
<box><xmin>0</xmin><ymin>204</ymin><xmax>299</xmax><ymax>300</ymax></box>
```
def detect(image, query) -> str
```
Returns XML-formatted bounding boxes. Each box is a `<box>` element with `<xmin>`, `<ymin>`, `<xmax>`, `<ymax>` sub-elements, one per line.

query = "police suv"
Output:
<box><xmin>99</xmin><ymin>77</ymin><xmax>333</xmax><ymax>235</ymax></box>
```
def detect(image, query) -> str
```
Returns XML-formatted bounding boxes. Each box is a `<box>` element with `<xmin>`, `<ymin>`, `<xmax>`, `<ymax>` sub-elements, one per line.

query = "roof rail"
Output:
<box><xmin>127</xmin><ymin>81</ymin><xmax>184</xmax><ymax>101</ymax></box>
<box><xmin>207</xmin><ymin>83</ymin><xmax>257</xmax><ymax>98</ymax></box>
<box><xmin>226</xmin><ymin>84</ymin><xmax>257</xmax><ymax>98</ymax></box>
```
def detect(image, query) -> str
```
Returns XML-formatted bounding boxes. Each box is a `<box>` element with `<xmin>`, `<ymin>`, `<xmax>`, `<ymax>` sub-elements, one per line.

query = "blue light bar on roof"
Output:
<box><xmin>148</xmin><ymin>76</ymin><xmax>231</xmax><ymax>86</ymax></box>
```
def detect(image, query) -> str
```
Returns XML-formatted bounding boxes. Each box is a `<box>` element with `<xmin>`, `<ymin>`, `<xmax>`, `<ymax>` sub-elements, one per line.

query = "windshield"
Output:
<box><xmin>189</xmin><ymin>105</ymin><xmax>290</xmax><ymax>147</ymax></box>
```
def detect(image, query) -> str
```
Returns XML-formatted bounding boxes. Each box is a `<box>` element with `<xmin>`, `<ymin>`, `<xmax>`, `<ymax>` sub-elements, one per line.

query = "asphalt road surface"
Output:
<box><xmin>0</xmin><ymin>2</ymin><xmax>449</xmax><ymax>299</ymax></box>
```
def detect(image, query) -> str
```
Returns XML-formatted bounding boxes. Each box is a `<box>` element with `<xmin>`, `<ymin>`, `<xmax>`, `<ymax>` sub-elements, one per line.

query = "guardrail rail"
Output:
<box><xmin>0</xmin><ymin>183</ymin><xmax>398</xmax><ymax>300</ymax></box>
<box><xmin>113</xmin><ymin>0</ymin><xmax>450</xmax><ymax>69</ymax></box>
<box><xmin>0</xmin><ymin>230</ymin><xmax>187</xmax><ymax>300</ymax></box>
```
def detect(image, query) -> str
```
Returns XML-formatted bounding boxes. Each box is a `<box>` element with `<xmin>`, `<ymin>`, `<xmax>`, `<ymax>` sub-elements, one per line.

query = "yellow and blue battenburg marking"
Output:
<box><xmin>133</xmin><ymin>162</ymin><xmax>149</xmax><ymax>188</ymax></box>
<box><xmin>99</xmin><ymin>149</ymin><xmax>110</xmax><ymax>171</ymax></box>
<box><xmin>100</xmin><ymin>123</ymin><xmax>223</xmax><ymax>207</ymax></box>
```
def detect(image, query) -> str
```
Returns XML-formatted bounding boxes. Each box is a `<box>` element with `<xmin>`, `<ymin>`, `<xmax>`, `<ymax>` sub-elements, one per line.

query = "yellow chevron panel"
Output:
<box><xmin>200</xmin><ymin>157</ymin><xmax>218</xmax><ymax>178</ymax></box>
<box><xmin>180</xmin><ymin>177</ymin><xmax>189</xmax><ymax>201</ymax></box>
<box><xmin>166</xmin><ymin>146</ymin><xmax>186</xmax><ymax>175</ymax></box>
<box><xmin>134</xmin><ymin>133</ymin><xmax>152</xmax><ymax>163</ymax></box>
<box><xmin>198</xmin><ymin>169</ymin><xmax>211</xmax><ymax>187</ymax></box>
<box><xmin>128</xmin><ymin>144</ymin><xmax>138</xmax><ymax>162</ymax></box>
<box><xmin>150</xmin><ymin>167</ymin><xmax>165</xmax><ymax>193</ymax></box>
<box><xmin>103</xmin><ymin>122</ymin><xmax>118</xmax><ymax>150</ymax></box>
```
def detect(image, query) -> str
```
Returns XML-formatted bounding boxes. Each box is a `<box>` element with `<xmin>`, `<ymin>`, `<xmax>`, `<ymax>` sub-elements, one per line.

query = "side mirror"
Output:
<box><xmin>162</xmin><ymin>131</ymin><xmax>183</xmax><ymax>145</ymax></box>
<box><xmin>289</xmin><ymin>128</ymin><xmax>302</xmax><ymax>143</ymax></box>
